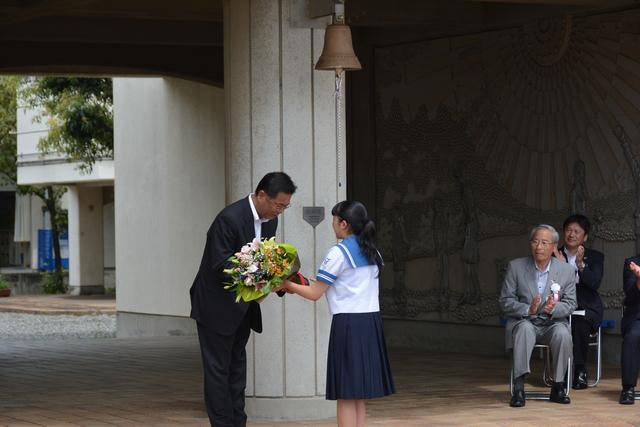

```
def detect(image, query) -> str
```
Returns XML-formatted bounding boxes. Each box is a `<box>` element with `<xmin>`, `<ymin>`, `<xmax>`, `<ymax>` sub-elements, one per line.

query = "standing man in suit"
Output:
<box><xmin>190</xmin><ymin>172</ymin><xmax>297</xmax><ymax>426</ymax></box>
<box><xmin>500</xmin><ymin>224</ymin><xmax>577</xmax><ymax>407</ymax></box>
<box><xmin>553</xmin><ymin>214</ymin><xmax>604</xmax><ymax>390</ymax></box>
<box><xmin>619</xmin><ymin>256</ymin><xmax>640</xmax><ymax>404</ymax></box>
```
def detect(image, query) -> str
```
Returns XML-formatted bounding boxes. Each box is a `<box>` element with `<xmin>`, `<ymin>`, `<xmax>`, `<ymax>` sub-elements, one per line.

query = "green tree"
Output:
<box><xmin>0</xmin><ymin>76</ymin><xmax>20</xmax><ymax>186</ymax></box>
<box><xmin>0</xmin><ymin>76</ymin><xmax>113</xmax><ymax>293</ymax></box>
<box><xmin>0</xmin><ymin>76</ymin><xmax>67</xmax><ymax>292</ymax></box>
<box><xmin>22</xmin><ymin>77</ymin><xmax>113</xmax><ymax>173</ymax></box>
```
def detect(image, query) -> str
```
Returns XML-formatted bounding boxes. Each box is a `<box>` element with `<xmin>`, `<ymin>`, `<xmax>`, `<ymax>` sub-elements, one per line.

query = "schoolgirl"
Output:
<box><xmin>283</xmin><ymin>200</ymin><xmax>395</xmax><ymax>427</ymax></box>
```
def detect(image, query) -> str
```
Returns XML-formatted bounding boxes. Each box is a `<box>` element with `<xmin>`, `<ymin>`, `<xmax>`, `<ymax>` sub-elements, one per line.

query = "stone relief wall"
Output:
<box><xmin>374</xmin><ymin>9</ymin><xmax>640</xmax><ymax>323</ymax></box>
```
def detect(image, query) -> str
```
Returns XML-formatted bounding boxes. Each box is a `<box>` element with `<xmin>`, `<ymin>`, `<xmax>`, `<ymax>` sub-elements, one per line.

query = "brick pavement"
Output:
<box><xmin>2</xmin><ymin>335</ymin><xmax>640</xmax><ymax>426</ymax></box>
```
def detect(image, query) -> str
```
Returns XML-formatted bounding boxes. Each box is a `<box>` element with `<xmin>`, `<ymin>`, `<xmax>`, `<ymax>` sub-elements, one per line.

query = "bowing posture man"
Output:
<box><xmin>190</xmin><ymin>172</ymin><xmax>296</xmax><ymax>426</ymax></box>
<box><xmin>500</xmin><ymin>224</ymin><xmax>577</xmax><ymax>407</ymax></box>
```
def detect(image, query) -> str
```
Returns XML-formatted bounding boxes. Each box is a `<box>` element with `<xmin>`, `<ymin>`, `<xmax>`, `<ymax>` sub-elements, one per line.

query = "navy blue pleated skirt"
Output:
<box><xmin>326</xmin><ymin>312</ymin><xmax>395</xmax><ymax>400</ymax></box>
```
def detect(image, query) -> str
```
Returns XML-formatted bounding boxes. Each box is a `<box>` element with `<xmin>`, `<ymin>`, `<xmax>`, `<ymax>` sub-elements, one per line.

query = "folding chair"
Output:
<box><xmin>509</xmin><ymin>316</ymin><xmax>572</xmax><ymax>400</ymax></box>
<box><xmin>571</xmin><ymin>309</ymin><xmax>601</xmax><ymax>387</ymax></box>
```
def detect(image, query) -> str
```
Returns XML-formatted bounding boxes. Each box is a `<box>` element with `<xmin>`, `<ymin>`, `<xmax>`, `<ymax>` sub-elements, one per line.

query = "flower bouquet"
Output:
<box><xmin>224</xmin><ymin>237</ymin><xmax>307</xmax><ymax>303</ymax></box>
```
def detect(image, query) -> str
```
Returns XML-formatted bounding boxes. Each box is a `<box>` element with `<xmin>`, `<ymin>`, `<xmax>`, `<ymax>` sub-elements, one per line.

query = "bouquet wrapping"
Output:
<box><xmin>224</xmin><ymin>237</ymin><xmax>307</xmax><ymax>303</ymax></box>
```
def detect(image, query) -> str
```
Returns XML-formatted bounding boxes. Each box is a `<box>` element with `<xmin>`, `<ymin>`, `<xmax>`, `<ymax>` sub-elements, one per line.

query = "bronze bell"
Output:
<box><xmin>315</xmin><ymin>23</ymin><xmax>361</xmax><ymax>74</ymax></box>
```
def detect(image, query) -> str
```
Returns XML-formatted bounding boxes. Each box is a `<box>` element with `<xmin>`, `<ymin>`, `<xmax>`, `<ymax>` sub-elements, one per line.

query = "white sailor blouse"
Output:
<box><xmin>316</xmin><ymin>235</ymin><xmax>380</xmax><ymax>315</ymax></box>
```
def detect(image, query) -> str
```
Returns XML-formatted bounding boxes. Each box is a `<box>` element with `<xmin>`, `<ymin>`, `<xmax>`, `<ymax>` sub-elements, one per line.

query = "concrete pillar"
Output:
<box><xmin>113</xmin><ymin>77</ymin><xmax>226</xmax><ymax>332</ymax></box>
<box><xmin>225</xmin><ymin>0</ymin><xmax>344</xmax><ymax>420</ymax></box>
<box><xmin>67</xmin><ymin>185</ymin><xmax>104</xmax><ymax>295</ymax></box>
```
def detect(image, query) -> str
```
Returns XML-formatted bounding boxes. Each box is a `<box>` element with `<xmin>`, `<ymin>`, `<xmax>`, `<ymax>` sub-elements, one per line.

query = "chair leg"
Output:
<box><xmin>587</xmin><ymin>327</ymin><xmax>601</xmax><ymax>387</ymax></box>
<box><xmin>566</xmin><ymin>357</ymin><xmax>571</xmax><ymax>396</ymax></box>
<box><xmin>542</xmin><ymin>346</ymin><xmax>553</xmax><ymax>387</ymax></box>
<box><xmin>510</xmin><ymin>366</ymin><xmax>514</xmax><ymax>396</ymax></box>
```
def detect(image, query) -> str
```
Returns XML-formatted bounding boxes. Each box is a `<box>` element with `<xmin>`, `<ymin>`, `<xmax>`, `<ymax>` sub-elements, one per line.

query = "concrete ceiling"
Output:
<box><xmin>0</xmin><ymin>0</ymin><xmax>224</xmax><ymax>85</ymax></box>
<box><xmin>1</xmin><ymin>0</ymin><xmax>638</xmax><ymax>85</ymax></box>
<box><xmin>346</xmin><ymin>0</ymin><xmax>639</xmax><ymax>30</ymax></box>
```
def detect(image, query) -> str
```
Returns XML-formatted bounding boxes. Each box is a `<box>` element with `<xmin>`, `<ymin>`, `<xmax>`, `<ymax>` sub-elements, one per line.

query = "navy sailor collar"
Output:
<box><xmin>337</xmin><ymin>235</ymin><xmax>374</xmax><ymax>268</ymax></box>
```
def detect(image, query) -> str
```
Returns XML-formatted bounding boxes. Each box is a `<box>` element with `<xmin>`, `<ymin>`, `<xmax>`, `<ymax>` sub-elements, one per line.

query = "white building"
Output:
<box><xmin>16</xmin><ymin>99</ymin><xmax>116</xmax><ymax>295</ymax></box>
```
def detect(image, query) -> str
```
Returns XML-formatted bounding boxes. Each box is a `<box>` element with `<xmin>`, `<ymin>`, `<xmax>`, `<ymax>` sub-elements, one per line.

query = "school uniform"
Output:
<box><xmin>316</xmin><ymin>235</ymin><xmax>395</xmax><ymax>400</ymax></box>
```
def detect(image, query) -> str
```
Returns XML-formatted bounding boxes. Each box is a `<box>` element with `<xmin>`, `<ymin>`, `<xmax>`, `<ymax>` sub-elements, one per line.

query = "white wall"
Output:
<box><xmin>114</xmin><ymin>77</ymin><xmax>225</xmax><ymax>316</ymax></box>
<box><xmin>16</xmin><ymin>105</ymin><xmax>48</xmax><ymax>155</ymax></box>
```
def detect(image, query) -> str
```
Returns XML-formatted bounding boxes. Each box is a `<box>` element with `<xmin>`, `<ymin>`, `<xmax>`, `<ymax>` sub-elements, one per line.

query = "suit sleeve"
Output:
<box><xmin>208</xmin><ymin>215</ymin><xmax>240</xmax><ymax>284</ymax></box>
<box><xmin>551</xmin><ymin>270</ymin><xmax>577</xmax><ymax>319</ymax></box>
<box><xmin>578</xmin><ymin>251</ymin><xmax>604</xmax><ymax>292</ymax></box>
<box><xmin>623</xmin><ymin>258</ymin><xmax>640</xmax><ymax>303</ymax></box>
<box><xmin>499</xmin><ymin>261</ymin><xmax>529</xmax><ymax>318</ymax></box>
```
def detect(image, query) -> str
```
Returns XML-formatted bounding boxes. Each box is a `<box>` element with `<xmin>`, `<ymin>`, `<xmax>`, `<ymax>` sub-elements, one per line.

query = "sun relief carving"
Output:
<box><xmin>521</xmin><ymin>15</ymin><xmax>573</xmax><ymax>67</ymax></box>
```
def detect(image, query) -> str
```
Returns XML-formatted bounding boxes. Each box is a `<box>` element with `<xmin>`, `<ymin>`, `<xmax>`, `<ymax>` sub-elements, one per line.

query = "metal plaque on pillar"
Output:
<box><xmin>303</xmin><ymin>206</ymin><xmax>325</xmax><ymax>228</ymax></box>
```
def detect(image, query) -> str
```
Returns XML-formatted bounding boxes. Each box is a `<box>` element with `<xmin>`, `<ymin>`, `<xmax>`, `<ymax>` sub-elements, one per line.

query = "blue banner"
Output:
<box><xmin>37</xmin><ymin>229</ymin><xmax>69</xmax><ymax>271</ymax></box>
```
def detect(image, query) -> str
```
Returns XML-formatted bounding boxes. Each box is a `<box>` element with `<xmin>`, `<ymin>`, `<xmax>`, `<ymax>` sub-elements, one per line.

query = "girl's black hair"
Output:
<box><xmin>331</xmin><ymin>200</ymin><xmax>384</xmax><ymax>272</ymax></box>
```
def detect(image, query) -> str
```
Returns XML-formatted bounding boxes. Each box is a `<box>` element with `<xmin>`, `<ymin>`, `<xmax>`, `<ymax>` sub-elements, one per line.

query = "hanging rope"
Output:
<box><xmin>335</xmin><ymin>71</ymin><xmax>344</xmax><ymax>190</ymax></box>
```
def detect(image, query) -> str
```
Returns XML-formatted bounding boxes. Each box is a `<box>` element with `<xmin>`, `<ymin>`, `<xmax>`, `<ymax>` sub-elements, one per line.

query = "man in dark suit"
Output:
<box><xmin>554</xmin><ymin>214</ymin><xmax>604</xmax><ymax>389</ymax></box>
<box><xmin>190</xmin><ymin>172</ymin><xmax>296</xmax><ymax>426</ymax></box>
<box><xmin>620</xmin><ymin>256</ymin><xmax>640</xmax><ymax>404</ymax></box>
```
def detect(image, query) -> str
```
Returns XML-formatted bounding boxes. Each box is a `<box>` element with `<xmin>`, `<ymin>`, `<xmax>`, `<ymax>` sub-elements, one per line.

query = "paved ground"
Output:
<box><xmin>2</xmin><ymin>296</ymin><xmax>640</xmax><ymax>426</ymax></box>
<box><xmin>0</xmin><ymin>312</ymin><xmax>116</xmax><ymax>340</ymax></box>
<box><xmin>1</xmin><ymin>335</ymin><xmax>640</xmax><ymax>427</ymax></box>
<box><xmin>0</xmin><ymin>295</ymin><xmax>115</xmax><ymax>315</ymax></box>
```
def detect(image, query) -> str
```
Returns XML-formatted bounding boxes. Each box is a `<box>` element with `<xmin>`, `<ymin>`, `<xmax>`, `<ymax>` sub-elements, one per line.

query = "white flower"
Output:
<box><xmin>247</xmin><ymin>264</ymin><xmax>258</xmax><ymax>273</ymax></box>
<box><xmin>550</xmin><ymin>282</ymin><xmax>561</xmax><ymax>293</ymax></box>
<box><xmin>250</xmin><ymin>238</ymin><xmax>261</xmax><ymax>251</ymax></box>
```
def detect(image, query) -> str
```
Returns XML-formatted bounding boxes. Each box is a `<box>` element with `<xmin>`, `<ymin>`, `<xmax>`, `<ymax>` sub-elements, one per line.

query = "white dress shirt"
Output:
<box><xmin>248</xmin><ymin>194</ymin><xmax>269</xmax><ymax>239</ymax></box>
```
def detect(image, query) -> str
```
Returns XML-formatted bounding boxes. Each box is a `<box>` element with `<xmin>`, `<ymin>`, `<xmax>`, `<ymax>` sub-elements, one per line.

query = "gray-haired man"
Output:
<box><xmin>499</xmin><ymin>224</ymin><xmax>577</xmax><ymax>407</ymax></box>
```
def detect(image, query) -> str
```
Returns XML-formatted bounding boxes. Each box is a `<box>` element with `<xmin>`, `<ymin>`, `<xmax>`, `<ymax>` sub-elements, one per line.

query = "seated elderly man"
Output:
<box><xmin>499</xmin><ymin>224</ymin><xmax>577</xmax><ymax>407</ymax></box>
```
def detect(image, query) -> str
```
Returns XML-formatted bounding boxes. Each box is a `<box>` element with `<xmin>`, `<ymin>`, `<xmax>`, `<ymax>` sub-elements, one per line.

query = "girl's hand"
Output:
<box><xmin>281</xmin><ymin>279</ymin><xmax>296</xmax><ymax>294</ymax></box>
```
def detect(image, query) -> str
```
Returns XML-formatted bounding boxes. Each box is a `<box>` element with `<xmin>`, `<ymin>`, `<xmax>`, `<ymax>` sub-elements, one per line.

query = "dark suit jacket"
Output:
<box><xmin>558</xmin><ymin>246</ymin><xmax>604</xmax><ymax>325</ymax></box>
<box><xmin>622</xmin><ymin>255</ymin><xmax>640</xmax><ymax>335</ymax></box>
<box><xmin>189</xmin><ymin>197</ymin><xmax>277</xmax><ymax>335</ymax></box>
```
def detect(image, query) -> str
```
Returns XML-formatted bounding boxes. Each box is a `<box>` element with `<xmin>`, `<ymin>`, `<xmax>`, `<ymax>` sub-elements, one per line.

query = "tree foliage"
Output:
<box><xmin>0</xmin><ymin>76</ymin><xmax>111</xmax><ymax>293</ymax></box>
<box><xmin>22</xmin><ymin>77</ymin><xmax>113</xmax><ymax>173</ymax></box>
<box><xmin>0</xmin><ymin>76</ymin><xmax>20</xmax><ymax>185</ymax></box>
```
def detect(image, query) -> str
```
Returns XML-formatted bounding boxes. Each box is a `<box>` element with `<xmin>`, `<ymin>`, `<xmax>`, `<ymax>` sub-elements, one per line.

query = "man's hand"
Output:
<box><xmin>630</xmin><ymin>262</ymin><xmax>640</xmax><ymax>290</ymax></box>
<box><xmin>543</xmin><ymin>294</ymin><xmax>556</xmax><ymax>314</ymax></box>
<box><xmin>553</xmin><ymin>247</ymin><xmax>565</xmax><ymax>262</ymax></box>
<box><xmin>529</xmin><ymin>295</ymin><xmax>542</xmax><ymax>315</ymax></box>
<box><xmin>630</xmin><ymin>261</ymin><xmax>640</xmax><ymax>278</ymax></box>
<box><xmin>576</xmin><ymin>245</ymin><xmax>585</xmax><ymax>270</ymax></box>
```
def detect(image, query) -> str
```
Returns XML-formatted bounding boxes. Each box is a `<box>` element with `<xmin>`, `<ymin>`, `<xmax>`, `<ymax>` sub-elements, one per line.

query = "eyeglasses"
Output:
<box><xmin>530</xmin><ymin>240</ymin><xmax>553</xmax><ymax>247</ymax></box>
<box><xmin>269</xmin><ymin>198</ymin><xmax>290</xmax><ymax>211</ymax></box>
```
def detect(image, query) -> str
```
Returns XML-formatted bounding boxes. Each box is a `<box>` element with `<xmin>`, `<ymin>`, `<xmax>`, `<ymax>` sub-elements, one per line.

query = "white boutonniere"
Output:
<box><xmin>551</xmin><ymin>282</ymin><xmax>561</xmax><ymax>302</ymax></box>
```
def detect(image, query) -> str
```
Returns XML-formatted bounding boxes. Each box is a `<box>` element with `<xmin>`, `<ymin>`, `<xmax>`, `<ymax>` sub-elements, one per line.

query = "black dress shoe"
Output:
<box><xmin>573</xmin><ymin>370</ymin><xmax>588</xmax><ymax>390</ymax></box>
<box><xmin>550</xmin><ymin>383</ymin><xmax>571</xmax><ymax>404</ymax></box>
<box><xmin>620</xmin><ymin>387</ymin><xmax>635</xmax><ymax>405</ymax></box>
<box><xmin>510</xmin><ymin>389</ymin><xmax>525</xmax><ymax>407</ymax></box>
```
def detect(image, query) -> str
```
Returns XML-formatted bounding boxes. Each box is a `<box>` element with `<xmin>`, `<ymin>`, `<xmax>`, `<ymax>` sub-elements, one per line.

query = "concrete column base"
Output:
<box><xmin>246</xmin><ymin>396</ymin><xmax>335</xmax><ymax>421</ymax></box>
<box><xmin>117</xmin><ymin>311</ymin><xmax>197</xmax><ymax>338</ymax></box>
<box><xmin>68</xmin><ymin>285</ymin><xmax>105</xmax><ymax>296</ymax></box>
